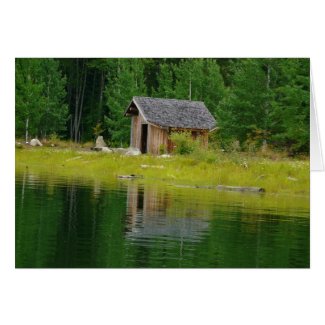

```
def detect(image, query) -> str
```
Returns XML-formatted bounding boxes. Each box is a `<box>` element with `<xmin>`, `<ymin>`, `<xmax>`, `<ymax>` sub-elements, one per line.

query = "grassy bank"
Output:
<box><xmin>15</xmin><ymin>146</ymin><xmax>309</xmax><ymax>196</ymax></box>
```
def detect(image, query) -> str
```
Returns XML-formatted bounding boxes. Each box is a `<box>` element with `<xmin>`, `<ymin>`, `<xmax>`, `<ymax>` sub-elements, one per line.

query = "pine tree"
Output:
<box><xmin>200</xmin><ymin>59</ymin><xmax>225</xmax><ymax>116</ymax></box>
<box><xmin>154</xmin><ymin>62</ymin><xmax>174</xmax><ymax>98</ymax></box>
<box><xmin>38</xmin><ymin>59</ymin><xmax>68</xmax><ymax>138</ymax></box>
<box><xmin>104</xmin><ymin>59</ymin><xmax>147</xmax><ymax>145</ymax></box>
<box><xmin>270</xmin><ymin>59</ymin><xmax>310</xmax><ymax>153</ymax></box>
<box><xmin>16</xmin><ymin>59</ymin><xmax>46</xmax><ymax>141</ymax></box>
<box><xmin>174</xmin><ymin>59</ymin><xmax>204</xmax><ymax>100</ymax></box>
<box><xmin>217</xmin><ymin>59</ymin><xmax>273</xmax><ymax>146</ymax></box>
<box><xmin>15</xmin><ymin>59</ymin><xmax>68</xmax><ymax>141</ymax></box>
<box><xmin>173</xmin><ymin>59</ymin><xmax>225</xmax><ymax>112</ymax></box>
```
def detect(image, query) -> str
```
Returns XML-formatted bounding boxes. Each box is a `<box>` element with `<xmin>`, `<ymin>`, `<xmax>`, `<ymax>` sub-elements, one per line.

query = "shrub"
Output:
<box><xmin>93</xmin><ymin>123</ymin><xmax>104</xmax><ymax>138</ymax></box>
<box><xmin>223</xmin><ymin>139</ymin><xmax>241</xmax><ymax>153</ymax></box>
<box><xmin>208</xmin><ymin>131</ymin><xmax>221</xmax><ymax>150</ymax></box>
<box><xmin>49</xmin><ymin>132</ymin><xmax>60</xmax><ymax>143</ymax></box>
<box><xmin>169</xmin><ymin>131</ymin><xmax>199</xmax><ymax>155</ymax></box>
<box><xmin>244</xmin><ymin>139</ymin><xmax>258</xmax><ymax>153</ymax></box>
<box><xmin>159</xmin><ymin>143</ymin><xmax>167</xmax><ymax>155</ymax></box>
<box><xmin>42</xmin><ymin>132</ymin><xmax>61</xmax><ymax>147</ymax></box>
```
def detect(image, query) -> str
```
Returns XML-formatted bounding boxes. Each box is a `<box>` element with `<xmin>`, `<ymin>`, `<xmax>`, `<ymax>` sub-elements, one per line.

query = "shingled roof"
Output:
<box><xmin>125</xmin><ymin>96</ymin><xmax>216</xmax><ymax>130</ymax></box>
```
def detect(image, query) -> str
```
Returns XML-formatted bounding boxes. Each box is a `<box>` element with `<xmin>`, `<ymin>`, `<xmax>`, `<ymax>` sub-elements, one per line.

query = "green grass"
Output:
<box><xmin>15</xmin><ymin>146</ymin><xmax>309</xmax><ymax>196</ymax></box>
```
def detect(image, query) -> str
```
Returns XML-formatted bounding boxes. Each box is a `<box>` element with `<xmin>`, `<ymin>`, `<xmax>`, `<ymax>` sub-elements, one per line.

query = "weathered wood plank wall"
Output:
<box><xmin>147</xmin><ymin>125</ymin><xmax>168</xmax><ymax>154</ymax></box>
<box><xmin>131</xmin><ymin>114</ymin><xmax>146</xmax><ymax>149</ymax></box>
<box><xmin>200</xmin><ymin>131</ymin><xmax>209</xmax><ymax>148</ymax></box>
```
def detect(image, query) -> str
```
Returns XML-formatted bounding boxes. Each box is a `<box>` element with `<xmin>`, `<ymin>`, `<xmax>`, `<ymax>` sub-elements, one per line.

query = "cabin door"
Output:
<box><xmin>141</xmin><ymin>124</ymin><xmax>148</xmax><ymax>153</ymax></box>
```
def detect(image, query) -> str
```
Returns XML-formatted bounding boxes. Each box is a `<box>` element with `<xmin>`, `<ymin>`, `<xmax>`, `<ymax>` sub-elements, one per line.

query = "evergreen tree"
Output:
<box><xmin>104</xmin><ymin>59</ymin><xmax>146</xmax><ymax>145</ymax></box>
<box><xmin>16</xmin><ymin>59</ymin><xmax>46</xmax><ymax>141</ymax></box>
<box><xmin>174</xmin><ymin>59</ymin><xmax>205</xmax><ymax>100</ymax></box>
<box><xmin>154</xmin><ymin>62</ymin><xmax>174</xmax><ymax>98</ymax></box>
<box><xmin>270</xmin><ymin>59</ymin><xmax>310</xmax><ymax>153</ymax></box>
<box><xmin>38</xmin><ymin>59</ymin><xmax>68</xmax><ymax>137</ymax></box>
<box><xmin>200</xmin><ymin>59</ymin><xmax>225</xmax><ymax>116</ymax></box>
<box><xmin>217</xmin><ymin>59</ymin><xmax>273</xmax><ymax>146</ymax></box>
<box><xmin>173</xmin><ymin>59</ymin><xmax>225</xmax><ymax>115</ymax></box>
<box><xmin>15</xmin><ymin>59</ymin><xmax>68</xmax><ymax>140</ymax></box>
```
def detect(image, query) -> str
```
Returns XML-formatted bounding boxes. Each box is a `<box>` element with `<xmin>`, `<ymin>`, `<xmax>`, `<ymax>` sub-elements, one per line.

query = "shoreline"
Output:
<box><xmin>15</xmin><ymin>146</ymin><xmax>310</xmax><ymax>197</ymax></box>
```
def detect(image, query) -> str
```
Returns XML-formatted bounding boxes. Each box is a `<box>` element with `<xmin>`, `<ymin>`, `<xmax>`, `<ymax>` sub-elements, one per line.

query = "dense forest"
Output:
<box><xmin>15</xmin><ymin>58</ymin><xmax>310</xmax><ymax>154</ymax></box>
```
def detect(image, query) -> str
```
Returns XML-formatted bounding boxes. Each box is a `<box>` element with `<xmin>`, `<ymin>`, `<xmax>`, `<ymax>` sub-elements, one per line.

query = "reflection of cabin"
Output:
<box><xmin>124</xmin><ymin>96</ymin><xmax>217</xmax><ymax>154</ymax></box>
<box><xmin>125</xmin><ymin>183</ymin><xmax>209</xmax><ymax>241</ymax></box>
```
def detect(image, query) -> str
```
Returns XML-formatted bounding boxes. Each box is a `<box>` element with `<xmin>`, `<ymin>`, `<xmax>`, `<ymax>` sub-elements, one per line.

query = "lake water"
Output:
<box><xmin>16</xmin><ymin>172</ymin><xmax>310</xmax><ymax>268</ymax></box>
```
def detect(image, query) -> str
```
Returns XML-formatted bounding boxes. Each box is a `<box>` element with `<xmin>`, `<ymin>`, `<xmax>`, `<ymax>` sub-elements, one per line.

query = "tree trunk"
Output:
<box><xmin>73</xmin><ymin>59</ymin><xmax>80</xmax><ymax>142</ymax></box>
<box><xmin>90</xmin><ymin>71</ymin><xmax>96</xmax><ymax>120</ymax></box>
<box><xmin>69</xmin><ymin>114</ymin><xmax>72</xmax><ymax>140</ymax></box>
<box><xmin>72</xmin><ymin>59</ymin><xmax>87</xmax><ymax>143</ymax></box>
<box><xmin>44</xmin><ymin>76</ymin><xmax>50</xmax><ymax>139</ymax></box>
<box><xmin>264</xmin><ymin>63</ymin><xmax>271</xmax><ymax>145</ymax></box>
<box><xmin>25</xmin><ymin>117</ymin><xmax>29</xmax><ymax>143</ymax></box>
<box><xmin>75</xmin><ymin>67</ymin><xmax>87</xmax><ymax>142</ymax></box>
<box><xmin>98</xmin><ymin>71</ymin><xmax>104</xmax><ymax>119</ymax></box>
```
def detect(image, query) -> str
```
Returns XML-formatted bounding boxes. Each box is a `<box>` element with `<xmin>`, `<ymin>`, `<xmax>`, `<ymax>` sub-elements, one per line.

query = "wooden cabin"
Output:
<box><xmin>124</xmin><ymin>96</ymin><xmax>217</xmax><ymax>154</ymax></box>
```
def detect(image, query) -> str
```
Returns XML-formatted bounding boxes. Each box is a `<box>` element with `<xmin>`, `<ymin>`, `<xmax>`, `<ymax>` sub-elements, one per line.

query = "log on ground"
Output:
<box><xmin>173</xmin><ymin>184</ymin><xmax>265</xmax><ymax>193</ymax></box>
<box><xmin>117</xmin><ymin>174</ymin><xmax>143</xmax><ymax>179</ymax></box>
<box><xmin>216</xmin><ymin>185</ymin><xmax>265</xmax><ymax>193</ymax></box>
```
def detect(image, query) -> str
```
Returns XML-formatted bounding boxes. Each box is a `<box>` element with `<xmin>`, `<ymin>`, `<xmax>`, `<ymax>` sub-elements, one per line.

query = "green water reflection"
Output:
<box><xmin>15</xmin><ymin>172</ymin><xmax>310</xmax><ymax>268</ymax></box>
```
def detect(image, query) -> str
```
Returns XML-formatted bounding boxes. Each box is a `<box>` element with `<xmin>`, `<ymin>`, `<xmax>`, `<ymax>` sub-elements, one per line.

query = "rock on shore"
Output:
<box><xmin>30</xmin><ymin>139</ymin><xmax>43</xmax><ymax>146</ymax></box>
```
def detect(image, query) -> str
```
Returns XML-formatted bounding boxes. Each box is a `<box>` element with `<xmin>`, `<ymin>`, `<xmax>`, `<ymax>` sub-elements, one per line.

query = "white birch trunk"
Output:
<box><xmin>263</xmin><ymin>63</ymin><xmax>271</xmax><ymax>147</ymax></box>
<box><xmin>25</xmin><ymin>117</ymin><xmax>29</xmax><ymax>143</ymax></box>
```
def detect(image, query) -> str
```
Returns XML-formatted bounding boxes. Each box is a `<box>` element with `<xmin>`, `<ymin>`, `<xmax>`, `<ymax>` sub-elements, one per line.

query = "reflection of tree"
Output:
<box><xmin>16</xmin><ymin>173</ymin><xmax>63</xmax><ymax>267</ymax></box>
<box><xmin>16</xmin><ymin>174</ymin><xmax>310</xmax><ymax>268</ymax></box>
<box><xmin>56</xmin><ymin>182</ymin><xmax>78</xmax><ymax>267</ymax></box>
<box><xmin>190</xmin><ymin>210</ymin><xmax>310</xmax><ymax>268</ymax></box>
<box><xmin>54</xmin><ymin>180</ymin><xmax>125</xmax><ymax>267</ymax></box>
